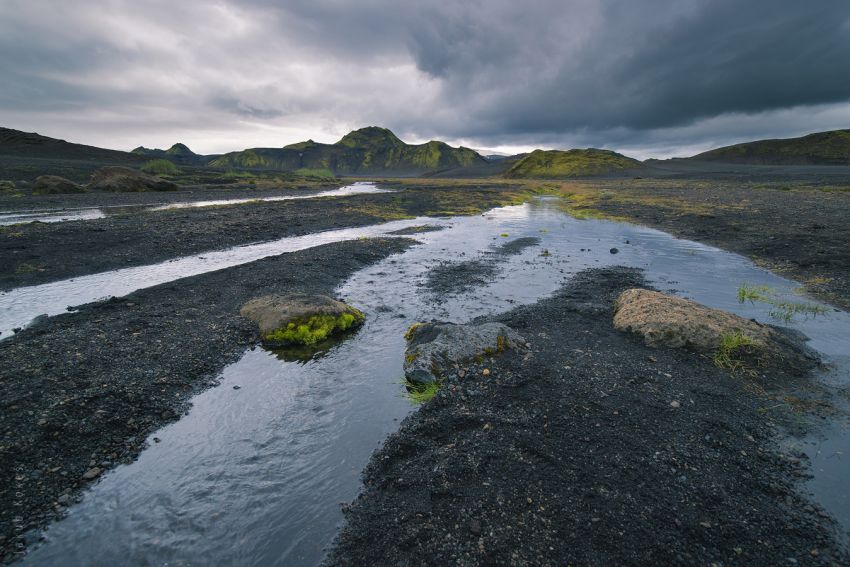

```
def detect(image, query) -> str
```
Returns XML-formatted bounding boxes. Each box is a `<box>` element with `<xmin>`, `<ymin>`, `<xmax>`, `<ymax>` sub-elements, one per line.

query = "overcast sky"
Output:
<box><xmin>1</xmin><ymin>0</ymin><xmax>849</xmax><ymax>159</ymax></box>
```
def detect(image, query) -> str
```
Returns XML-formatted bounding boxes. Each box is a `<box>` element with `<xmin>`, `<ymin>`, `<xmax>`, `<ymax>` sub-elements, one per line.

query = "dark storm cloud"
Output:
<box><xmin>1</xmin><ymin>0</ymin><xmax>848</xmax><ymax>156</ymax></box>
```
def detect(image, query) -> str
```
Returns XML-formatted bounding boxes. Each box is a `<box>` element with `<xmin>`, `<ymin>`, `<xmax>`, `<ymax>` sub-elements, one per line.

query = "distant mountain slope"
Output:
<box><xmin>0</xmin><ymin>127</ymin><xmax>143</xmax><ymax>163</ymax></box>
<box><xmin>504</xmin><ymin>149</ymin><xmax>643</xmax><ymax>178</ymax></box>
<box><xmin>131</xmin><ymin>143</ymin><xmax>214</xmax><ymax>165</ymax></box>
<box><xmin>691</xmin><ymin>130</ymin><xmax>850</xmax><ymax>165</ymax></box>
<box><xmin>209</xmin><ymin>126</ymin><xmax>488</xmax><ymax>175</ymax></box>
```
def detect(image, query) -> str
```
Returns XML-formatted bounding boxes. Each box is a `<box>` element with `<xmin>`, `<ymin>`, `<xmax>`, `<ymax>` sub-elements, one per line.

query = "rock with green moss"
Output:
<box><xmin>403</xmin><ymin>322</ymin><xmax>527</xmax><ymax>385</ymax></box>
<box><xmin>89</xmin><ymin>166</ymin><xmax>178</xmax><ymax>192</ymax></box>
<box><xmin>240</xmin><ymin>294</ymin><xmax>365</xmax><ymax>347</ymax></box>
<box><xmin>33</xmin><ymin>175</ymin><xmax>85</xmax><ymax>195</ymax></box>
<box><xmin>613</xmin><ymin>288</ymin><xmax>818</xmax><ymax>375</ymax></box>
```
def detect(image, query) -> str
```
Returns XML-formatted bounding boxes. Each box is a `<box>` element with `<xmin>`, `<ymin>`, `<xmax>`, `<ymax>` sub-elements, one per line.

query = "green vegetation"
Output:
<box><xmin>404</xmin><ymin>322</ymin><xmax>424</xmax><ymax>341</ymax></box>
<box><xmin>141</xmin><ymin>159</ymin><xmax>179</xmax><ymax>175</ymax></box>
<box><xmin>402</xmin><ymin>378</ymin><xmax>441</xmax><ymax>404</ymax></box>
<box><xmin>0</xmin><ymin>180</ymin><xmax>15</xmax><ymax>193</ymax></box>
<box><xmin>713</xmin><ymin>331</ymin><xmax>762</xmax><ymax>372</ymax></box>
<box><xmin>505</xmin><ymin>149</ymin><xmax>643</xmax><ymax>179</ymax></box>
<box><xmin>292</xmin><ymin>167</ymin><xmax>335</xmax><ymax>180</ymax></box>
<box><xmin>692</xmin><ymin>129</ymin><xmax>850</xmax><ymax>165</ymax></box>
<box><xmin>737</xmin><ymin>283</ymin><xmax>828</xmax><ymax>322</ymax></box>
<box><xmin>263</xmin><ymin>311</ymin><xmax>364</xmax><ymax>346</ymax></box>
<box><xmin>209</xmin><ymin>126</ymin><xmax>486</xmax><ymax>175</ymax></box>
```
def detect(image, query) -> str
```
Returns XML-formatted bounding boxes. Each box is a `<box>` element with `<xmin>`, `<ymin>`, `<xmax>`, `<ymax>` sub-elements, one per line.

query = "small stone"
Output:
<box><xmin>810</xmin><ymin>549</ymin><xmax>819</xmax><ymax>557</ymax></box>
<box><xmin>670</xmin><ymin>400</ymin><xmax>681</xmax><ymax>408</ymax></box>
<box><xmin>81</xmin><ymin>467</ymin><xmax>102</xmax><ymax>481</ymax></box>
<box><xmin>609</xmin><ymin>247</ymin><xmax>619</xmax><ymax>254</ymax></box>
<box><xmin>482</xmin><ymin>368</ymin><xmax>490</xmax><ymax>376</ymax></box>
<box><xmin>233</xmin><ymin>385</ymin><xmax>241</xmax><ymax>390</ymax></box>
<box><xmin>469</xmin><ymin>519</ymin><xmax>482</xmax><ymax>536</ymax></box>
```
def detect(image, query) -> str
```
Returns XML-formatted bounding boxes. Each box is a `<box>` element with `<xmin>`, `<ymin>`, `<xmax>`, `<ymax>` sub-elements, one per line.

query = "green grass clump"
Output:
<box><xmin>402</xmin><ymin>379</ymin><xmax>441</xmax><ymax>404</ymax></box>
<box><xmin>263</xmin><ymin>311</ymin><xmax>363</xmax><ymax>346</ymax></box>
<box><xmin>713</xmin><ymin>332</ymin><xmax>762</xmax><ymax>372</ymax></box>
<box><xmin>141</xmin><ymin>159</ymin><xmax>179</xmax><ymax>175</ymax></box>
<box><xmin>737</xmin><ymin>283</ymin><xmax>828</xmax><ymax>322</ymax></box>
<box><xmin>293</xmin><ymin>168</ymin><xmax>336</xmax><ymax>180</ymax></box>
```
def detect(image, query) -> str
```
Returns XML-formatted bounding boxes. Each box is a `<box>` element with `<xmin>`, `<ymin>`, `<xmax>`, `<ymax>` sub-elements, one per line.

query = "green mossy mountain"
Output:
<box><xmin>504</xmin><ymin>148</ymin><xmax>644</xmax><ymax>178</ymax></box>
<box><xmin>690</xmin><ymin>130</ymin><xmax>850</xmax><ymax>165</ymax></box>
<box><xmin>209</xmin><ymin>126</ymin><xmax>488</xmax><ymax>175</ymax></box>
<box><xmin>131</xmin><ymin>143</ymin><xmax>212</xmax><ymax>165</ymax></box>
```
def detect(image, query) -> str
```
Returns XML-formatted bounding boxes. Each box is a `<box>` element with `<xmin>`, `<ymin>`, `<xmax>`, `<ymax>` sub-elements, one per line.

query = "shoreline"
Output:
<box><xmin>325</xmin><ymin>267</ymin><xmax>848</xmax><ymax>565</ymax></box>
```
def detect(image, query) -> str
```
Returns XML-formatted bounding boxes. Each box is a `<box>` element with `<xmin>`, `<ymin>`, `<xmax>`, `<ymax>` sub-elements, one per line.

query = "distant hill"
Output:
<box><xmin>0</xmin><ymin>127</ymin><xmax>144</xmax><ymax>163</ymax></box>
<box><xmin>690</xmin><ymin>130</ymin><xmax>850</xmax><ymax>165</ymax></box>
<box><xmin>504</xmin><ymin>148</ymin><xmax>644</xmax><ymax>178</ymax></box>
<box><xmin>131</xmin><ymin>143</ymin><xmax>216</xmax><ymax>166</ymax></box>
<box><xmin>209</xmin><ymin>126</ymin><xmax>488</xmax><ymax>175</ymax></box>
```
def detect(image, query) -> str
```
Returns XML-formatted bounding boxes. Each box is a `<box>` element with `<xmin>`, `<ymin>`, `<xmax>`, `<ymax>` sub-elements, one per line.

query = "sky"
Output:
<box><xmin>1</xmin><ymin>0</ymin><xmax>849</xmax><ymax>159</ymax></box>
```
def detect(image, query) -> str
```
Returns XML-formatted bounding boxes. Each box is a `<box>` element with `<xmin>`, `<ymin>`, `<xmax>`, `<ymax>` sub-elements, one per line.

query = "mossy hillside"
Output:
<box><xmin>504</xmin><ymin>149</ymin><xmax>644</xmax><ymax>179</ymax></box>
<box><xmin>141</xmin><ymin>159</ymin><xmax>179</xmax><ymax>175</ymax></box>
<box><xmin>691</xmin><ymin>129</ymin><xmax>850</xmax><ymax>165</ymax></box>
<box><xmin>263</xmin><ymin>311</ymin><xmax>365</xmax><ymax>346</ymax></box>
<box><xmin>207</xmin><ymin>127</ymin><xmax>488</xmax><ymax>175</ymax></box>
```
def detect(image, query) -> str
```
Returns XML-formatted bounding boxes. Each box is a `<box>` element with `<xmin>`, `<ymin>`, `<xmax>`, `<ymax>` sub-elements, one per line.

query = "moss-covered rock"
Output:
<box><xmin>613</xmin><ymin>288</ymin><xmax>818</xmax><ymax>375</ymax></box>
<box><xmin>403</xmin><ymin>322</ymin><xmax>527</xmax><ymax>385</ymax></box>
<box><xmin>33</xmin><ymin>175</ymin><xmax>85</xmax><ymax>195</ymax></box>
<box><xmin>89</xmin><ymin>166</ymin><xmax>178</xmax><ymax>192</ymax></box>
<box><xmin>504</xmin><ymin>148</ymin><xmax>643</xmax><ymax>178</ymax></box>
<box><xmin>240</xmin><ymin>294</ymin><xmax>365</xmax><ymax>346</ymax></box>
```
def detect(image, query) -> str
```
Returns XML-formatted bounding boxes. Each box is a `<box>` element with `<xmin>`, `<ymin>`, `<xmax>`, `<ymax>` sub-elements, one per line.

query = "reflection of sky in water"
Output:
<box><xmin>20</xmin><ymin>198</ymin><xmax>850</xmax><ymax>566</ymax></box>
<box><xmin>0</xmin><ymin>208</ymin><xmax>105</xmax><ymax>226</ymax></box>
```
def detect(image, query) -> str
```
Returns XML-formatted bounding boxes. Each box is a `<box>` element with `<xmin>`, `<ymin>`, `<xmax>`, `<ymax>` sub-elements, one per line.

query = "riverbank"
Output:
<box><xmin>326</xmin><ymin>267</ymin><xmax>848</xmax><ymax>565</ymax></box>
<box><xmin>0</xmin><ymin>182</ymin><xmax>531</xmax><ymax>290</ymax></box>
<box><xmin>0</xmin><ymin>237</ymin><xmax>413</xmax><ymax>563</ymax></box>
<box><xmin>552</xmin><ymin>179</ymin><xmax>850</xmax><ymax>309</ymax></box>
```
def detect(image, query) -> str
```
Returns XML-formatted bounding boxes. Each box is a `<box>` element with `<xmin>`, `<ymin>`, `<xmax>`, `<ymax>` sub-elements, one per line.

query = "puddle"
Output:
<box><xmin>0</xmin><ymin>208</ymin><xmax>105</xmax><ymax>226</ymax></box>
<box><xmin>145</xmin><ymin>181</ymin><xmax>392</xmax><ymax>211</ymax></box>
<box><xmin>0</xmin><ymin>182</ymin><xmax>389</xmax><ymax>226</ymax></box>
<box><xmin>18</xmin><ymin>198</ymin><xmax>850</xmax><ymax>565</ymax></box>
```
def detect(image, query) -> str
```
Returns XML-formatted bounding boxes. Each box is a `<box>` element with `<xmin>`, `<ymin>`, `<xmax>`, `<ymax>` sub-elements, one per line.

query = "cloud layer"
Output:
<box><xmin>1</xmin><ymin>0</ymin><xmax>848</xmax><ymax>157</ymax></box>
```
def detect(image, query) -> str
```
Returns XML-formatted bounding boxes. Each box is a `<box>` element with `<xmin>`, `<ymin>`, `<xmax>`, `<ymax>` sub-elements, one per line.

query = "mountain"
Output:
<box><xmin>209</xmin><ymin>127</ymin><xmax>488</xmax><ymax>175</ymax></box>
<box><xmin>131</xmin><ymin>143</ymin><xmax>213</xmax><ymax>165</ymax></box>
<box><xmin>0</xmin><ymin>127</ymin><xmax>143</xmax><ymax>163</ymax></box>
<box><xmin>690</xmin><ymin>130</ymin><xmax>850</xmax><ymax>165</ymax></box>
<box><xmin>504</xmin><ymin>148</ymin><xmax>644</xmax><ymax>178</ymax></box>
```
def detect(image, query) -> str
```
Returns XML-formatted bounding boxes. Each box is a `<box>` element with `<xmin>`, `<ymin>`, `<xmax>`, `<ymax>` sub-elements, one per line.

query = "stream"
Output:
<box><xmin>15</xmin><ymin>197</ymin><xmax>850</xmax><ymax>565</ymax></box>
<box><xmin>0</xmin><ymin>181</ymin><xmax>389</xmax><ymax>226</ymax></box>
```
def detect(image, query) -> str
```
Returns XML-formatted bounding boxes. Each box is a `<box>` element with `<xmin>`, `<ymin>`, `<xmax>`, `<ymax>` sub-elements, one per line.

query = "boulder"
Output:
<box><xmin>33</xmin><ymin>175</ymin><xmax>85</xmax><ymax>194</ymax></box>
<box><xmin>403</xmin><ymin>322</ymin><xmax>526</xmax><ymax>385</ymax></box>
<box><xmin>240</xmin><ymin>294</ymin><xmax>365</xmax><ymax>346</ymax></box>
<box><xmin>89</xmin><ymin>166</ymin><xmax>178</xmax><ymax>192</ymax></box>
<box><xmin>613</xmin><ymin>288</ymin><xmax>818</xmax><ymax>374</ymax></box>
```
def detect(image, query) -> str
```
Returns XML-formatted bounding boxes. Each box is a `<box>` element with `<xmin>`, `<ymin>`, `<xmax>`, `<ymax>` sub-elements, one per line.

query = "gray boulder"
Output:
<box><xmin>89</xmin><ymin>166</ymin><xmax>178</xmax><ymax>192</ymax></box>
<box><xmin>403</xmin><ymin>322</ymin><xmax>526</xmax><ymax>385</ymax></box>
<box><xmin>240</xmin><ymin>293</ymin><xmax>365</xmax><ymax>346</ymax></box>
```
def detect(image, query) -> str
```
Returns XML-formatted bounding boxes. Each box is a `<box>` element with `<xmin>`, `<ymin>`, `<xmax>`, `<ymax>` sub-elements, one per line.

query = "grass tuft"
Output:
<box><xmin>737</xmin><ymin>283</ymin><xmax>828</xmax><ymax>322</ymax></box>
<box><xmin>713</xmin><ymin>332</ymin><xmax>762</xmax><ymax>372</ymax></box>
<box><xmin>402</xmin><ymin>379</ymin><xmax>441</xmax><ymax>404</ymax></box>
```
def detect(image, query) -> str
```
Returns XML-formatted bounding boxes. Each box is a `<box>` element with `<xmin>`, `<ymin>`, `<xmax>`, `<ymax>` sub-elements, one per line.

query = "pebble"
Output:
<box><xmin>482</xmin><ymin>368</ymin><xmax>490</xmax><ymax>377</ymax></box>
<box><xmin>81</xmin><ymin>467</ymin><xmax>102</xmax><ymax>481</ymax></box>
<box><xmin>670</xmin><ymin>400</ymin><xmax>681</xmax><ymax>408</ymax></box>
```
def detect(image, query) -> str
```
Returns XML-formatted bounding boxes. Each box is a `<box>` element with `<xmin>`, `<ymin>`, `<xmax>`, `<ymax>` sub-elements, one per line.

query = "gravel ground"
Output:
<box><xmin>325</xmin><ymin>267</ymin><xmax>848</xmax><ymax>566</ymax></box>
<box><xmin>0</xmin><ymin>237</ymin><xmax>414</xmax><ymax>563</ymax></box>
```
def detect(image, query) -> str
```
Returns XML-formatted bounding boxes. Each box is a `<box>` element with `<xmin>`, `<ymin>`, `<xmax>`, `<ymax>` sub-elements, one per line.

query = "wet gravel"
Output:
<box><xmin>326</xmin><ymin>267</ymin><xmax>848</xmax><ymax>566</ymax></box>
<box><xmin>425</xmin><ymin>236</ymin><xmax>541</xmax><ymax>296</ymax></box>
<box><xmin>0</xmin><ymin>237</ymin><xmax>414</xmax><ymax>563</ymax></box>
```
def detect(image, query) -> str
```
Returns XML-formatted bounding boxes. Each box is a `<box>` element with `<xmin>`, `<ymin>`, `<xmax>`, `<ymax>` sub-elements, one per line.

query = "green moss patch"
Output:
<box><xmin>263</xmin><ymin>311</ymin><xmax>364</xmax><ymax>346</ymax></box>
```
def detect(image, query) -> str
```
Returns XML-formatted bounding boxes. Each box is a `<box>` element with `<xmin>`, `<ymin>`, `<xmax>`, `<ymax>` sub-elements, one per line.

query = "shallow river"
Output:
<box><xmin>17</xmin><ymin>197</ymin><xmax>850</xmax><ymax>565</ymax></box>
<box><xmin>0</xmin><ymin>181</ymin><xmax>389</xmax><ymax>226</ymax></box>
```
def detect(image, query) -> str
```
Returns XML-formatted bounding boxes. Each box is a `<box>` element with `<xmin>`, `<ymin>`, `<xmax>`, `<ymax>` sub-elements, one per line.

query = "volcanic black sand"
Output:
<box><xmin>325</xmin><ymin>267</ymin><xmax>848</xmax><ymax>566</ymax></box>
<box><xmin>560</xmin><ymin>179</ymin><xmax>850</xmax><ymax>309</ymax></box>
<box><xmin>2</xmin><ymin>175</ymin><xmax>849</xmax><ymax>564</ymax></box>
<box><xmin>0</xmin><ymin>183</ymin><xmax>528</xmax><ymax>291</ymax></box>
<box><xmin>0</xmin><ymin>237</ymin><xmax>413</xmax><ymax>563</ymax></box>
